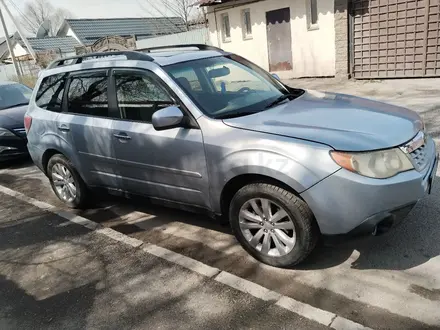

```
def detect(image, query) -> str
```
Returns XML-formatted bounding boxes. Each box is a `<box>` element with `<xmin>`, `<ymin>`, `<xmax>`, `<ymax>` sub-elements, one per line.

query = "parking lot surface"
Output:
<box><xmin>1</xmin><ymin>79</ymin><xmax>440</xmax><ymax>329</ymax></box>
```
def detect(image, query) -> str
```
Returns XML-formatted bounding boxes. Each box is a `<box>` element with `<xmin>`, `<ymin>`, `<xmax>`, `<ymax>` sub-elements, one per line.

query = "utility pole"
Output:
<box><xmin>0</xmin><ymin>8</ymin><xmax>20</xmax><ymax>80</ymax></box>
<box><xmin>0</xmin><ymin>0</ymin><xmax>36</xmax><ymax>61</ymax></box>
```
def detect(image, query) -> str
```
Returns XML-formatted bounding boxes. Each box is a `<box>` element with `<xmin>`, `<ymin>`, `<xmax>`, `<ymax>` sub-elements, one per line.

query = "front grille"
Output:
<box><xmin>409</xmin><ymin>143</ymin><xmax>429</xmax><ymax>171</ymax></box>
<box><xmin>12</xmin><ymin>128</ymin><xmax>26</xmax><ymax>138</ymax></box>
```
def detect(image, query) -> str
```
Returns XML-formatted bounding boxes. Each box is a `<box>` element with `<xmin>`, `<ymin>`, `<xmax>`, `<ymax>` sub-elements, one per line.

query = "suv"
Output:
<box><xmin>26</xmin><ymin>45</ymin><xmax>438</xmax><ymax>267</ymax></box>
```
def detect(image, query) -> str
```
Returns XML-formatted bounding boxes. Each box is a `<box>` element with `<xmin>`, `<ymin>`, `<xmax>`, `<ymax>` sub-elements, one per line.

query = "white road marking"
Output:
<box><xmin>97</xmin><ymin>227</ymin><xmax>144</xmax><ymax>248</ymax></box>
<box><xmin>0</xmin><ymin>185</ymin><xmax>55</xmax><ymax>210</ymax></box>
<box><xmin>56</xmin><ymin>211</ymin><xmax>100</xmax><ymax>230</ymax></box>
<box><xmin>276</xmin><ymin>296</ymin><xmax>336</xmax><ymax>327</ymax></box>
<box><xmin>143</xmin><ymin>243</ymin><xmax>220</xmax><ymax>278</ymax></box>
<box><xmin>215</xmin><ymin>271</ymin><xmax>282</xmax><ymax>302</ymax></box>
<box><xmin>0</xmin><ymin>183</ymin><xmax>373</xmax><ymax>330</ymax></box>
<box><xmin>331</xmin><ymin>316</ymin><xmax>374</xmax><ymax>330</ymax></box>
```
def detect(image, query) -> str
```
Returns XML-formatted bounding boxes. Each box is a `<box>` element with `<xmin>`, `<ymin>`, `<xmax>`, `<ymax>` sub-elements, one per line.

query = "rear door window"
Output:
<box><xmin>67</xmin><ymin>71</ymin><xmax>109</xmax><ymax>117</ymax></box>
<box><xmin>114</xmin><ymin>71</ymin><xmax>174</xmax><ymax>123</ymax></box>
<box><xmin>36</xmin><ymin>73</ymin><xmax>67</xmax><ymax>112</ymax></box>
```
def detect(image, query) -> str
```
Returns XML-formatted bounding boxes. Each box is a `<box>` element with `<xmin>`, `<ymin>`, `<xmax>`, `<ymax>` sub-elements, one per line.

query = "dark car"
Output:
<box><xmin>0</xmin><ymin>81</ymin><xmax>32</xmax><ymax>161</ymax></box>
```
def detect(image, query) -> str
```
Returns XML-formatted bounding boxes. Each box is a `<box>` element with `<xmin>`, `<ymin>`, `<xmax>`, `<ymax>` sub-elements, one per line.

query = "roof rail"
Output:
<box><xmin>138</xmin><ymin>44</ymin><xmax>224</xmax><ymax>53</ymax></box>
<box><xmin>46</xmin><ymin>51</ymin><xmax>154</xmax><ymax>69</ymax></box>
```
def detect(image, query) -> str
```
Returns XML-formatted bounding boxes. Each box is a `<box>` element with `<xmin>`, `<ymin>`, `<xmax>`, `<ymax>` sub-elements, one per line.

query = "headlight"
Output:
<box><xmin>0</xmin><ymin>128</ymin><xmax>15</xmax><ymax>137</ymax></box>
<box><xmin>330</xmin><ymin>148</ymin><xmax>414</xmax><ymax>179</ymax></box>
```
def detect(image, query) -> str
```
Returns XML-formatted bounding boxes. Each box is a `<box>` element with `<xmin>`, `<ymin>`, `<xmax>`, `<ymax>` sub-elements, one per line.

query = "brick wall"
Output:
<box><xmin>334</xmin><ymin>0</ymin><xmax>349</xmax><ymax>78</ymax></box>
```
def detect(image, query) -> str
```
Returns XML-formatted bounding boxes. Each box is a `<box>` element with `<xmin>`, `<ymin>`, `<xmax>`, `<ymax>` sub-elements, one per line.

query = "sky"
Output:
<box><xmin>0</xmin><ymin>0</ymin><xmax>170</xmax><ymax>37</ymax></box>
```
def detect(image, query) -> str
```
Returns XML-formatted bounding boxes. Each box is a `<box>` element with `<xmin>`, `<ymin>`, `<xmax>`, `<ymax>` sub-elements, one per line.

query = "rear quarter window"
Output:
<box><xmin>35</xmin><ymin>73</ymin><xmax>68</xmax><ymax>112</ymax></box>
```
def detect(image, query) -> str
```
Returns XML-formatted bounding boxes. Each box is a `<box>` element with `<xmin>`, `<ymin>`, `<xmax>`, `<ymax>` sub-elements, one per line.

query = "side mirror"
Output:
<box><xmin>152</xmin><ymin>106</ymin><xmax>184</xmax><ymax>131</ymax></box>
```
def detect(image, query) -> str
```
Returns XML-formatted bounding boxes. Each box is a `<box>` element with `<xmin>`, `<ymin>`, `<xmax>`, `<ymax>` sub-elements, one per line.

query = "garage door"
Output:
<box><xmin>352</xmin><ymin>0</ymin><xmax>440</xmax><ymax>78</ymax></box>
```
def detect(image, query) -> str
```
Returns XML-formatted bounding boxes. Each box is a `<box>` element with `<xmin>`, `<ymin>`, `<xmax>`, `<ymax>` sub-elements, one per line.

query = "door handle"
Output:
<box><xmin>58</xmin><ymin>125</ymin><xmax>70</xmax><ymax>132</ymax></box>
<box><xmin>113</xmin><ymin>132</ymin><xmax>131</xmax><ymax>140</ymax></box>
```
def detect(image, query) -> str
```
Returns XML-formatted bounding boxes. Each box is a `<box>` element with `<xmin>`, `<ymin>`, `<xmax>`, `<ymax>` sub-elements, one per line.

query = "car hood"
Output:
<box><xmin>0</xmin><ymin>105</ymin><xmax>28</xmax><ymax>128</ymax></box>
<box><xmin>223</xmin><ymin>90</ymin><xmax>422</xmax><ymax>151</ymax></box>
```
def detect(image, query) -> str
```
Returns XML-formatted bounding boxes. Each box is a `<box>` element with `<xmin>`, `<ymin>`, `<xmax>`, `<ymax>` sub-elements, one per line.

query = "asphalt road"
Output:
<box><xmin>0</xmin><ymin>188</ymin><xmax>333</xmax><ymax>330</ymax></box>
<box><xmin>0</xmin><ymin>157</ymin><xmax>439</xmax><ymax>330</ymax></box>
<box><xmin>1</xmin><ymin>79</ymin><xmax>440</xmax><ymax>329</ymax></box>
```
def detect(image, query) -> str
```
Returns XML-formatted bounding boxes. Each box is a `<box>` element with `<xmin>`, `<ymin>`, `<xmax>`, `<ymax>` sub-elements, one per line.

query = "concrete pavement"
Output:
<box><xmin>1</xmin><ymin>157</ymin><xmax>439</xmax><ymax>330</ymax></box>
<box><xmin>0</xmin><ymin>191</ymin><xmax>330</xmax><ymax>330</ymax></box>
<box><xmin>1</xmin><ymin>78</ymin><xmax>440</xmax><ymax>329</ymax></box>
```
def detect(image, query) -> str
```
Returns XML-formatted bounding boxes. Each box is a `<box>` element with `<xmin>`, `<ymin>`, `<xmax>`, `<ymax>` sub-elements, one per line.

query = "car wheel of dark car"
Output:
<box><xmin>229</xmin><ymin>183</ymin><xmax>319</xmax><ymax>268</ymax></box>
<box><xmin>47</xmin><ymin>154</ymin><xmax>88</xmax><ymax>209</ymax></box>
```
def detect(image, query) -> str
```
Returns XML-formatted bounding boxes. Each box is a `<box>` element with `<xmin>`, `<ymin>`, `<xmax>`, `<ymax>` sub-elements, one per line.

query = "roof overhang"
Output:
<box><xmin>198</xmin><ymin>0</ymin><xmax>234</xmax><ymax>6</ymax></box>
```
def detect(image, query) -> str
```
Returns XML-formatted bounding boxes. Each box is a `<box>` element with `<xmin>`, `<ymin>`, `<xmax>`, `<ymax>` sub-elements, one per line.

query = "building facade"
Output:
<box><xmin>202</xmin><ymin>0</ymin><xmax>440</xmax><ymax>80</ymax></box>
<box><xmin>203</xmin><ymin>0</ymin><xmax>337</xmax><ymax>78</ymax></box>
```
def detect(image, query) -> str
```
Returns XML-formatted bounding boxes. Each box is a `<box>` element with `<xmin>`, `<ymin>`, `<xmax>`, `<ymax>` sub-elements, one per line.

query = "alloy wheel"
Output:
<box><xmin>239</xmin><ymin>198</ymin><xmax>296</xmax><ymax>257</ymax></box>
<box><xmin>51</xmin><ymin>163</ymin><xmax>77</xmax><ymax>202</ymax></box>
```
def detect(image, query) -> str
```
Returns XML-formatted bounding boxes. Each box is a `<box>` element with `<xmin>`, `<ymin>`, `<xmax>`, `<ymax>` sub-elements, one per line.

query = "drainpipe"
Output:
<box><xmin>213</xmin><ymin>8</ymin><xmax>221</xmax><ymax>47</ymax></box>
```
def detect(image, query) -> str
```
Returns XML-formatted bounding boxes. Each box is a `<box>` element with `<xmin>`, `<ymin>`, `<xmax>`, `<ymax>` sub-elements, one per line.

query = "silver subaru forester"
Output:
<box><xmin>25</xmin><ymin>45</ymin><xmax>438</xmax><ymax>267</ymax></box>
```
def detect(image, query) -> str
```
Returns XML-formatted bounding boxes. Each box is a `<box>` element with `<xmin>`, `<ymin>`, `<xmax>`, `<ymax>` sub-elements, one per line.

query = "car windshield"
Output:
<box><xmin>164</xmin><ymin>55</ymin><xmax>292</xmax><ymax>119</ymax></box>
<box><xmin>0</xmin><ymin>83</ymin><xmax>32</xmax><ymax>110</ymax></box>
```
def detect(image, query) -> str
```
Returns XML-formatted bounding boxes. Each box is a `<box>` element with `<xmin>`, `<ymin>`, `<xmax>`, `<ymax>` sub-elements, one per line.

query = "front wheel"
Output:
<box><xmin>229</xmin><ymin>183</ymin><xmax>319</xmax><ymax>268</ymax></box>
<box><xmin>47</xmin><ymin>154</ymin><xmax>88</xmax><ymax>209</ymax></box>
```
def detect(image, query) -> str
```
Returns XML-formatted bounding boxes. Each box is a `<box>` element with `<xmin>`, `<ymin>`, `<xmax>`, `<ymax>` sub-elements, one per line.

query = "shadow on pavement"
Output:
<box><xmin>0</xmin><ymin>274</ymin><xmax>96</xmax><ymax>330</ymax></box>
<box><xmin>1</xmin><ymin>155</ymin><xmax>439</xmax><ymax>272</ymax></box>
<box><xmin>76</xmin><ymin>195</ymin><xmax>231</xmax><ymax>236</ymax></box>
<box><xmin>0</xmin><ymin>211</ymin><xmax>327</xmax><ymax>330</ymax></box>
<box><xmin>88</xmin><ymin>175</ymin><xmax>440</xmax><ymax>273</ymax></box>
<box><xmin>0</xmin><ymin>156</ymin><xmax>33</xmax><ymax>170</ymax></box>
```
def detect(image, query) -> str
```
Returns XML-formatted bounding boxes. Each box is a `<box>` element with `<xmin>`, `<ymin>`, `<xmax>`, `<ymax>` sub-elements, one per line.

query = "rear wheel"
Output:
<box><xmin>229</xmin><ymin>183</ymin><xmax>318</xmax><ymax>268</ymax></box>
<box><xmin>47</xmin><ymin>154</ymin><xmax>88</xmax><ymax>208</ymax></box>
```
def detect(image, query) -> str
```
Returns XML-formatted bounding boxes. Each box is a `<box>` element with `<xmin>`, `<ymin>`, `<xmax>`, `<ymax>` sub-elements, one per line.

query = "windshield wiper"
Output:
<box><xmin>1</xmin><ymin>102</ymin><xmax>29</xmax><ymax>110</ymax></box>
<box><xmin>264</xmin><ymin>94</ymin><xmax>294</xmax><ymax>109</ymax></box>
<box><xmin>215</xmin><ymin>111</ymin><xmax>260</xmax><ymax>119</ymax></box>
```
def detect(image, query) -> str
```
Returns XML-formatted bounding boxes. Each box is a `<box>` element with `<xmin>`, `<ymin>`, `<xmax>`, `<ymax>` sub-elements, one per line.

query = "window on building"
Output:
<box><xmin>67</xmin><ymin>73</ymin><xmax>109</xmax><ymax>117</ymax></box>
<box><xmin>307</xmin><ymin>0</ymin><xmax>319</xmax><ymax>30</ymax></box>
<box><xmin>221</xmin><ymin>13</ymin><xmax>231</xmax><ymax>42</ymax></box>
<box><xmin>36</xmin><ymin>74</ymin><xmax>67</xmax><ymax>112</ymax></box>
<box><xmin>242</xmin><ymin>9</ymin><xmax>252</xmax><ymax>39</ymax></box>
<box><xmin>115</xmin><ymin>72</ymin><xmax>174</xmax><ymax>123</ymax></box>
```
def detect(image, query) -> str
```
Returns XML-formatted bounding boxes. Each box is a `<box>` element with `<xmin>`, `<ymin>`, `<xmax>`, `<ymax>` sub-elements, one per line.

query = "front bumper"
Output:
<box><xmin>301</xmin><ymin>136</ymin><xmax>438</xmax><ymax>236</ymax></box>
<box><xmin>0</xmin><ymin>136</ymin><xmax>28</xmax><ymax>160</ymax></box>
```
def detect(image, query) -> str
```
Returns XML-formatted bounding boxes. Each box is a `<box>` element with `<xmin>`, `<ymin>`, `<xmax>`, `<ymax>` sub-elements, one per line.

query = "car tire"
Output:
<box><xmin>229</xmin><ymin>183</ymin><xmax>319</xmax><ymax>268</ymax></box>
<box><xmin>47</xmin><ymin>154</ymin><xmax>88</xmax><ymax>209</ymax></box>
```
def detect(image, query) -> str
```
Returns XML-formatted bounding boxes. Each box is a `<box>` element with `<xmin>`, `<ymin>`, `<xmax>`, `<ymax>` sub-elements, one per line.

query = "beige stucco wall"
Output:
<box><xmin>207</xmin><ymin>0</ymin><xmax>336</xmax><ymax>78</ymax></box>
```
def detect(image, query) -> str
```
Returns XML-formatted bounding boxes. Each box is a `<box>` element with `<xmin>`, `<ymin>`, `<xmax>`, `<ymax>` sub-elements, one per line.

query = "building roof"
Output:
<box><xmin>0</xmin><ymin>35</ymin><xmax>16</xmax><ymax>61</ymax></box>
<box><xmin>198</xmin><ymin>0</ymin><xmax>233</xmax><ymax>6</ymax></box>
<box><xmin>19</xmin><ymin>37</ymin><xmax>81</xmax><ymax>54</ymax></box>
<box><xmin>61</xmin><ymin>17</ymin><xmax>186</xmax><ymax>45</ymax></box>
